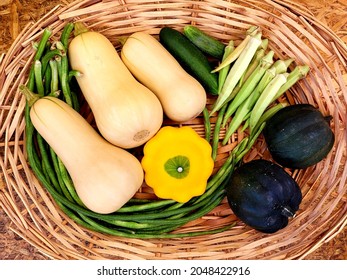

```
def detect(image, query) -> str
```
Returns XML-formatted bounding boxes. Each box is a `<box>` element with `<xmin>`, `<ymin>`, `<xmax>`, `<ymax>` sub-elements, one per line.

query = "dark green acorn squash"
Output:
<box><xmin>263</xmin><ymin>104</ymin><xmax>334</xmax><ymax>169</ymax></box>
<box><xmin>226</xmin><ymin>159</ymin><xmax>302</xmax><ymax>234</ymax></box>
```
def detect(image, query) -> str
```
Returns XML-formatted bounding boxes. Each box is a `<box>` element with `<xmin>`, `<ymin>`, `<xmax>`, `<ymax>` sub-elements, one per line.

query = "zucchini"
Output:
<box><xmin>183</xmin><ymin>25</ymin><xmax>225</xmax><ymax>59</ymax></box>
<box><xmin>159</xmin><ymin>27</ymin><xmax>219</xmax><ymax>95</ymax></box>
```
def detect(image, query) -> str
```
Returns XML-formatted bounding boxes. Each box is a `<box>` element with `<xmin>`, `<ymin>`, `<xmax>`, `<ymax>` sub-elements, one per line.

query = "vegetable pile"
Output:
<box><xmin>19</xmin><ymin>22</ymin><xmax>334</xmax><ymax>237</ymax></box>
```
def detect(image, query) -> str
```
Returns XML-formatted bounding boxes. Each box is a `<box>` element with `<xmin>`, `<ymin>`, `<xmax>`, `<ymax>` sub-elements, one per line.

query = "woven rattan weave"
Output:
<box><xmin>0</xmin><ymin>0</ymin><xmax>346</xmax><ymax>259</ymax></box>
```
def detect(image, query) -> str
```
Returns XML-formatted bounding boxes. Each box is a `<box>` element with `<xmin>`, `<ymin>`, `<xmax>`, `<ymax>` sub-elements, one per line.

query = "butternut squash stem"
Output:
<box><xmin>19</xmin><ymin>85</ymin><xmax>40</xmax><ymax>107</ymax></box>
<box><xmin>73</xmin><ymin>22</ymin><xmax>89</xmax><ymax>37</ymax></box>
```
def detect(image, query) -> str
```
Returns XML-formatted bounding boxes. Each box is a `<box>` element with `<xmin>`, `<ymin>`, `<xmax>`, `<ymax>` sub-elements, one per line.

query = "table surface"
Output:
<box><xmin>0</xmin><ymin>0</ymin><xmax>346</xmax><ymax>260</ymax></box>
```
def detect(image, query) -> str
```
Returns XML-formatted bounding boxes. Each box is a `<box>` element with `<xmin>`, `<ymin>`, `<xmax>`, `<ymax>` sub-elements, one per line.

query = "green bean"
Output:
<box><xmin>49</xmin><ymin>149</ymin><xmax>64</xmax><ymax>195</ymax></box>
<box><xmin>36</xmin><ymin>133</ymin><xmax>61</xmax><ymax>192</ymax></box>
<box><xmin>76</xmin><ymin>210</ymin><xmax>234</xmax><ymax>239</ymax></box>
<box><xmin>55</xmin><ymin>55</ymin><xmax>62</xmax><ymax>81</ymax></box>
<box><xmin>57</xmin><ymin>53</ymin><xmax>73</xmax><ymax>106</ymax></box>
<box><xmin>44</xmin><ymin>65</ymin><xmax>52</xmax><ymax>95</ymax></box>
<box><xmin>41</xmin><ymin>49</ymin><xmax>63</xmax><ymax>75</ymax></box>
<box><xmin>117</xmin><ymin>199</ymin><xmax>176</xmax><ymax>213</ymax></box>
<box><xmin>57</xmin><ymin>158</ymin><xmax>84</xmax><ymax>206</ymax></box>
<box><xmin>61</xmin><ymin>23</ymin><xmax>74</xmax><ymax>50</ymax></box>
<box><xmin>206</xmin><ymin>151</ymin><xmax>234</xmax><ymax>191</ymax></box>
<box><xmin>203</xmin><ymin>107</ymin><xmax>211</xmax><ymax>142</ymax></box>
<box><xmin>234</xmin><ymin>123</ymin><xmax>265</xmax><ymax>163</ymax></box>
<box><xmin>69</xmin><ymin>91</ymin><xmax>80</xmax><ymax>111</ymax></box>
<box><xmin>49</xmin><ymin>59</ymin><xmax>59</xmax><ymax>93</ymax></box>
<box><xmin>34</xmin><ymin>60</ymin><xmax>44</xmax><ymax>97</ymax></box>
<box><xmin>130</xmin><ymin>189</ymin><xmax>226</xmax><ymax>228</ymax></box>
<box><xmin>251</xmin><ymin>102</ymin><xmax>287</xmax><ymax>137</ymax></box>
<box><xmin>56</xmin><ymin>202</ymin><xmax>100</xmax><ymax>233</ymax></box>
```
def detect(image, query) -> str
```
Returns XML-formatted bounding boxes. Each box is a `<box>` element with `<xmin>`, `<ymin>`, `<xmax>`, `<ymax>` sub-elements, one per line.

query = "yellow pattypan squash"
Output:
<box><xmin>141</xmin><ymin>126</ymin><xmax>214</xmax><ymax>203</ymax></box>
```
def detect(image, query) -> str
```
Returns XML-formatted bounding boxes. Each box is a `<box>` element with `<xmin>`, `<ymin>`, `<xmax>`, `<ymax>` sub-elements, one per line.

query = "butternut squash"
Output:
<box><xmin>120</xmin><ymin>32</ymin><xmax>207</xmax><ymax>123</ymax></box>
<box><xmin>68</xmin><ymin>23</ymin><xmax>163</xmax><ymax>149</ymax></box>
<box><xmin>26</xmin><ymin>93</ymin><xmax>144</xmax><ymax>214</ymax></box>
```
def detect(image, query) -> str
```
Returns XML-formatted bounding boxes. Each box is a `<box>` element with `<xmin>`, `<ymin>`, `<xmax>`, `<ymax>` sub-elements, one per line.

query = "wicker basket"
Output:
<box><xmin>0</xmin><ymin>0</ymin><xmax>346</xmax><ymax>260</ymax></box>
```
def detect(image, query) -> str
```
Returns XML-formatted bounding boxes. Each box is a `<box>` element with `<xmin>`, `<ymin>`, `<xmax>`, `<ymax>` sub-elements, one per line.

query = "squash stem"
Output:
<box><xmin>324</xmin><ymin>115</ymin><xmax>333</xmax><ymax>123</ymax></box>
<box><xmin>117</xmin><ymin>36</ymin><xmax>129</xmax><ymax>46</ymax></box>
<box><xmin>73</xmin><ymin>22</ymin><xmax>89</xmax><ymax>37</ymax></box>
<box><xmin>19</xmin><ymin>85</ymin><xmax>41</xmax><ymax>107</ymax></box>
<box><xmin>281</xmin><ymin>206</ymin><xmax>295</xmax><ymax>218</ymax></box>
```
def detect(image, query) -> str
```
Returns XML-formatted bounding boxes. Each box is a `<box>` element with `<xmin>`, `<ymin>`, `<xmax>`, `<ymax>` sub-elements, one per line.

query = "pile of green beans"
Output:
<box><xmin>23</xmin><ymin>24</ymin><xmax>268</xmax><ymax>239</ymax></box>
